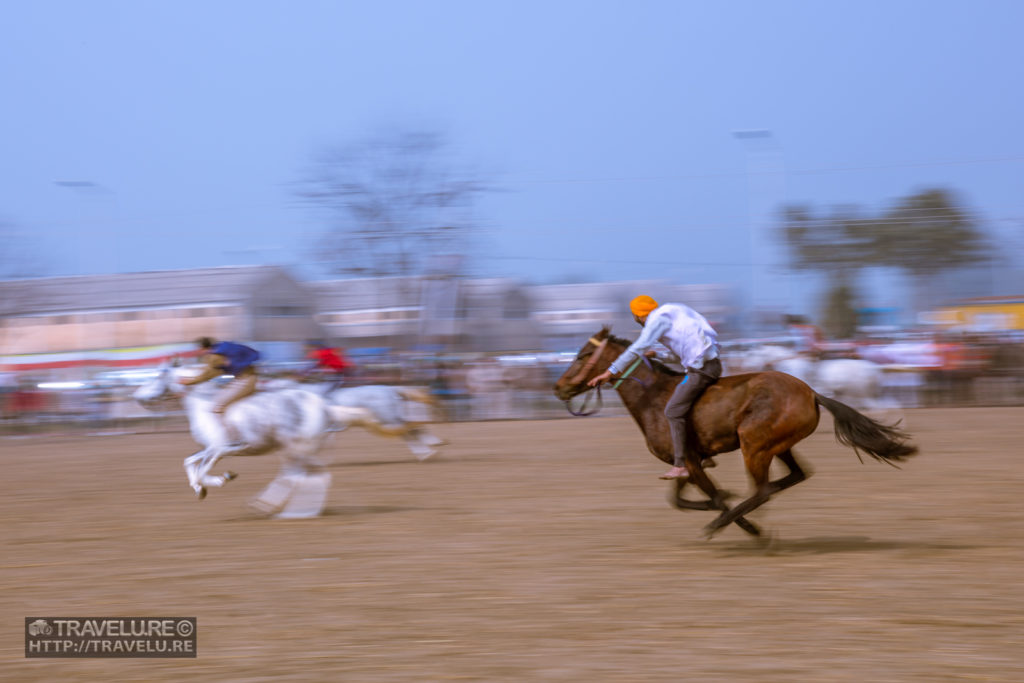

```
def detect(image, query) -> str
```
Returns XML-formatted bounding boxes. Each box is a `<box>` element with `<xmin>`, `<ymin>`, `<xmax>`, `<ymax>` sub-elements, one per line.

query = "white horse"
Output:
<box><xmin>264</xmin><ymin>379</ymin><xmax>446</xmax><ymax>461</ymax></box>
<box><xmin>725</xmin><ymin>343</ymin><xmax>894</xmax><ymax>414</ymax></box>
<box><xmin>769</xmin><ymin>356</ymin><xmax>885</xmax><ymax>411</ymax></box>
<box><xmin>723</xmin><ymin>344</ymin><xmax>795</xmax><ymax>375</ymax></box>
<box><xmin>133</xmin><ymin>363</ymin><xmax>361</xmax><ymax>511</ymax></box>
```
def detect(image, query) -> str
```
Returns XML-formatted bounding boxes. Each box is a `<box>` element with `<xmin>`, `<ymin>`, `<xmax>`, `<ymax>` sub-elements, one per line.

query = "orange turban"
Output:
<box><xmin>629</xmin><ymin>295</ymin><xmax>659</xmax><ymax>317</ymax></box>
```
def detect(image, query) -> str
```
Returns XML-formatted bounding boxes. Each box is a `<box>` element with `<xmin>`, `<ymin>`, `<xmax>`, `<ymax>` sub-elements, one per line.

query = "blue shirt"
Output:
<box><xmin>211</xmin><ymin>342</ymin><xmax>260</xmax><ymax>375</ymax></box>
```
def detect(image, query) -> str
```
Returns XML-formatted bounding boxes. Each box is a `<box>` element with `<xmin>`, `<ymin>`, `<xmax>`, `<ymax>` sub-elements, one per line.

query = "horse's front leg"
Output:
<box><xmin>189</xmin><ymin>446</ymin><xmax>231</xmax><ymax>499</ymax></box>
<box><xmin>703</xmin><ymin>449</ymin><xmax>808</xmax><ymax>538</ymax></box>
<box><xmin>683</xmin><ymin>453</ymin><xmax>727</xmax><ymax>510</ymax></box>
<box><xmin>683</xmin><ymin>454</ymin><xmax>762</xmax><ymax>538</ymax></box>
<box><xmin>672</xmin><ymin>476</ymin><xmax>762</xmax><ymax>537</ymax></box>
<box><xmin>199</xmin><ymin>471</ymin><xmax>239</xmax><ymax>489</ymax></box>
<box><xmin>184</xmin><ymin>449</ymin><xmax>207</xmax><ymax>490</ymax></box>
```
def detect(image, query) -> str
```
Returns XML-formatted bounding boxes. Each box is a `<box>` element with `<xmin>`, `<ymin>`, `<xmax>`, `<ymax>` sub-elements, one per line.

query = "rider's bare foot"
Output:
<box><xmin>659</xmin><ymin>466</ymin><xmax>689</xmax><ymax>480</ymax></box>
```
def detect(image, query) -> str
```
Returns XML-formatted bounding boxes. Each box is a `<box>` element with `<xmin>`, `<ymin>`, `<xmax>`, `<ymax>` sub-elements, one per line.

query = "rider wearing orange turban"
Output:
<box><xmin>589</xmin><ymin>295</ymin><xmax>722</xmax><ymax>480</ymax></box>
<box><xmin>629</xmin><ymin>295</ymin><xmax>659</xmax><ymax>318</ymax></box>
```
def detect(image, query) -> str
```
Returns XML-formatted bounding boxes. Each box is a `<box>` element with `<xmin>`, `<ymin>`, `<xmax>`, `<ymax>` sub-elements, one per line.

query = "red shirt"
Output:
<box><xmin>308</xmin><ymin>347</ymin><xmax>351</xmax><ymax>372</ymax></box>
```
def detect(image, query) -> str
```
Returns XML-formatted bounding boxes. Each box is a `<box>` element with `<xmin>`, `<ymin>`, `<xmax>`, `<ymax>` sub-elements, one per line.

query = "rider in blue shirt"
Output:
<box><xmin>181</xmin><ymin>337</ymin><xmax>261</xmax><ymax>447</ymax></box>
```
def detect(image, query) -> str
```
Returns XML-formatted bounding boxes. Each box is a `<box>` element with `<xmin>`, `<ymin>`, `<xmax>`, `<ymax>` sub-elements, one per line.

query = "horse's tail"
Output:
<box><xmin>395</xmin><ymin>386</ymin><xmax>436</xmax><ymax>406</ymax></box>
<box><xmin>326</xmin><ymin>405</ymin><xmax>377</xmax><ymax>429</ymax></box>
<box><xmin>815</xmin><ymin>393</ymin><xmax>918</xmax><ymax>465</ymax></box>
<box><xmin>396</xmin><ymin>386</ymin><xmax>443</xmax><ymax>423</ymax></box>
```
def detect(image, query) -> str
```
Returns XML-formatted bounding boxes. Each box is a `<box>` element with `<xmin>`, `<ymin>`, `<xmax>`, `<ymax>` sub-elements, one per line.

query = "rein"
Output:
<box><xmin>566</xmin><ymin>383</ymin><xmax>604</xmax><ymax>416</ymax></box>
<box><xmin>610</xmin><ymin>356</ymin><xmax>646</xmax><ymax>389</ymax></box>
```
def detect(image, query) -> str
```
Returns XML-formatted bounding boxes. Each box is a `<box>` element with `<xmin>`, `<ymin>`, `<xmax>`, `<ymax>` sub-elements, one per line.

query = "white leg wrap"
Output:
<box><xmin>250</xmin><ymin>472</ymin><xmax>332</xmax><ymax>519</ymax></box>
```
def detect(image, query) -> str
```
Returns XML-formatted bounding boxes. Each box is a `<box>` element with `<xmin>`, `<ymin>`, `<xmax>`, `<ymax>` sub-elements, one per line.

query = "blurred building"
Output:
<box><xmin>1</xmin><ymin>268</ymin><xmax>738</xmax><ymax>378</ymax></box>
<box><xmin>310</xmin><ymin>276</ymin><xmax>539</xmax><ymax>353</ymax></box>
<box><xmin>0</xmin><ymin>266</ymin><xmax>321</xmax><ymax>377</ymax></box>
<box><xmin>526</xmin><ymin>281</ymin><xmax>736</xmax><ymax>351</ymax></box>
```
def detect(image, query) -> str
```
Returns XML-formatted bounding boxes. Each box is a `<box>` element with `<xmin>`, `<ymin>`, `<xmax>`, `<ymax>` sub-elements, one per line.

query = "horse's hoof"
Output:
<box><xmin>701</xmin><ymin>523</ymin><xmax>722</xmax><ymax>540</ymax></box>
<box><xmin>224</xmin><ymin>471</ymin><xmax>238</xmax><ymax>481</ymax></box>
<box><xmin>195</xmin><ymin>487</ymin><xmax>207</xmax><ymax>500</ymax></box>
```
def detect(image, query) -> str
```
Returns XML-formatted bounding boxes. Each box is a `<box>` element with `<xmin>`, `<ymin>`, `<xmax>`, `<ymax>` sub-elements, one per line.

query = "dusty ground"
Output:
<box><xmin>2</xmin><ymin>408</ymin><xmax>1023</xmax><ymax>682</ymax></box>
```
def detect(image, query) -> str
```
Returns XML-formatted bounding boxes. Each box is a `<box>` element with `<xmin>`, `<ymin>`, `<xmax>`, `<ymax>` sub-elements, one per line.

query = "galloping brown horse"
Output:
<box><xmin>553</xmin><ymin>328</ymin><xmax>918</xmax><ymax>538</ymax></box>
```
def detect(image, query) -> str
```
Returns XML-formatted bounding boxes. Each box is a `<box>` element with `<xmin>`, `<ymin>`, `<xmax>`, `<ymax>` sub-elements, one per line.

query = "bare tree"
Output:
<box><xmin>298</xmin><ymin>130</ymin><xmax>490</xmax><ymax>278</ymax></box>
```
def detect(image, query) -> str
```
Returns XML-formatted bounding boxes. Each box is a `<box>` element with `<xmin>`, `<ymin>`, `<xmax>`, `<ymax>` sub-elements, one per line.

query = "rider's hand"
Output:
<box><xmin>588</xmin><ymin>370</ymin><xmax>613</xmax><ymax>387</ymax></box>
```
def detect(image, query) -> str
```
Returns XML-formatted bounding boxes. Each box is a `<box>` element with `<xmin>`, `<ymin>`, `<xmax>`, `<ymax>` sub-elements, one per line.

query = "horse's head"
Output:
<box><xmin>552</xmin><ymin>327</ymin><xmax>619</xmax><ymax>401</ymax></box>
<box><xmin>132</xmin><ymin>359</ymin><xmax>188</xmax><ymax>410</ymax></box>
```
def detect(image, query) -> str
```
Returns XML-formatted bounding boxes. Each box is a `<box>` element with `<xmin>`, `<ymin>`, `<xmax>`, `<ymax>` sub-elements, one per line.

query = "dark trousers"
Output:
<box><xmin>664</xmin><ymin>357</ymin><xmax>722</xmax><ymax>467</ymax></box>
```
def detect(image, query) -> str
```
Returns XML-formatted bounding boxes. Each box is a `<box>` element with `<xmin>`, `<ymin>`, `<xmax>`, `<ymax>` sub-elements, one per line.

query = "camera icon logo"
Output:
<box><xmin>28</xmin><ymin>619</ymin><xmax>53</xmax><ymax>636</ymax></box>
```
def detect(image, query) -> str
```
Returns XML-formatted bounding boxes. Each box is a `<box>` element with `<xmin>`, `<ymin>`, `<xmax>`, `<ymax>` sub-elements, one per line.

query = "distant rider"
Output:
<box><xmin>303</xmin><ymin>340</ymin><xmax>353</xmax><ymax>388</ymax></box>
<box><xmin>180</xmin><ymin>337</ymin><xmax>261</xmax><ymax>448</ymax></box>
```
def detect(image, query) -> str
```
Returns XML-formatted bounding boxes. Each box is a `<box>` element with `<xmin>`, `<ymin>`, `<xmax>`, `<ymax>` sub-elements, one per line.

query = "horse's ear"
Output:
<box><xmin>171</xmin><ymin>356</ymin><xmax>182</xmax><ymax>367</ymax></box>
<box><xmin>600</xmin><ymin>325</ymin><xmax>612</xmax><ymax>338</ymax></box>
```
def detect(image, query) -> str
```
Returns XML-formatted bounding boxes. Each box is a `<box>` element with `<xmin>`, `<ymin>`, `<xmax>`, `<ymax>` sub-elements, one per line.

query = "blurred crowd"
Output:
<box><xmin>723</xmin><ymin>328</ymin><xmax>1024</xmax><ymax>409</ymax></box>
<box><xmin>0</xmin><ymin>351</ymin><xmax>577</xmax><ymax>436</ymax></box>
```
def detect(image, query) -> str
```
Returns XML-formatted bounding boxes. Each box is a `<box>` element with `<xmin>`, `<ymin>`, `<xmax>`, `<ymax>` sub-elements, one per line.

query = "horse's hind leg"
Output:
<box><xmin>402</xmin><ymin>428</ymin><xmax>437</xmax><ymax>461</ymax></box>
<box><xmin>773</xmin><ymin>449</ymin><xmax>811</xmax><ymax>492</ymax></box>
<box><xmin>418</xmin><ymin>428</ymin><xmax>446</xmax><ymax>448</ymax></box>
<box><xmin>704</xmin><ymin>448</ymin><xmax>809</xmax><ymax>537</ymax></box>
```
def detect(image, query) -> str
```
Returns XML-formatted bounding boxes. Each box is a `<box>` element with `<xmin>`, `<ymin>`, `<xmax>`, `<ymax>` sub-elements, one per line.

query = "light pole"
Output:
<box><xmin>732</xmin><ymin>130</ymin><xmax>787</xmax><ymax>332</ymax></box>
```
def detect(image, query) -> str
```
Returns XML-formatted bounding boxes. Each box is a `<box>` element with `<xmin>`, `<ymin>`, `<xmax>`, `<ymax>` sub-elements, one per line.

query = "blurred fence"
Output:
<box><xmin>3</xmin><ymin>350</ymin><xmax>1023</xmax><ymax>439</ymax></box>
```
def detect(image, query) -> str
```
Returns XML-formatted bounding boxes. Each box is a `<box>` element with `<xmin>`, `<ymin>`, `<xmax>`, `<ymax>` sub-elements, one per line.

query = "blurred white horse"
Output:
<box><xmin>134</xmin><ymin>362</ymin><xmax>362</xmax><ymax>501</ymax></box>
<box><xmin>265</xmin><ymin>379</ymin><xmax>446</xmax><ymax>461</ymax></box>
<box><xmin>731</xmin><ymin>345</ymin><xmax>889</xmax><ymax>412</ymax></box>
<box><xmin>722</xmin><ymin>344</ymin><xmax>794</xmax><ymax>375</ymax></box>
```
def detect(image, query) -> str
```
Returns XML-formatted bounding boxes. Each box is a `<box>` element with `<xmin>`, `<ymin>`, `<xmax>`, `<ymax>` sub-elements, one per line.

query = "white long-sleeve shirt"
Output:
<box><xmin>608</xmin><ymin>303</ymin><xmax>719</xmax><ymax>375</ymax></box>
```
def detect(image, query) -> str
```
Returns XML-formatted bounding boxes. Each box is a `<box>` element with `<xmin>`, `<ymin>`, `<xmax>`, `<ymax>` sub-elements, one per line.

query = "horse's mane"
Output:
<box><xmin>604</xmin><ymin>333</ymin><xmax>686</xmax><ymax>377</ymax></box>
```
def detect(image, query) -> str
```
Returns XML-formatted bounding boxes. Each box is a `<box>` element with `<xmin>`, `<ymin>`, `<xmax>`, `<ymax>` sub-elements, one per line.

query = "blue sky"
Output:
<box><xmin>3</xmin><ymin>1</ymin><xmax>1023</xmax><ymax>315</ymax></box>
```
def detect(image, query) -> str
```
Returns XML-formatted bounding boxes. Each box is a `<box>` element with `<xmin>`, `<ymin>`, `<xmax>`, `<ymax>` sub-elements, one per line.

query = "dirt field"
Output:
<box><xmin>3</xmin><ymin>407</ymin><xmax>1023</xmax><ymax>681</ymax></box>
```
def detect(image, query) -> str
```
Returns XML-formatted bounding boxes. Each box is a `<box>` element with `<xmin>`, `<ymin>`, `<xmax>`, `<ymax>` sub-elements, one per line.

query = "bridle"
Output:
<box><xmin>564</xmin><ymin>336</ymin><xmax>609</xmax><ymax>416</ymax></box>
<box><xmin>563</xmin><ymin>335</ymin><xmax>650</xmax><ymax>417</ymax></box>
<box><xmin>566</xmin><ymin>336</ymin><xmax>608</xmax><ymax>386</ymax></box>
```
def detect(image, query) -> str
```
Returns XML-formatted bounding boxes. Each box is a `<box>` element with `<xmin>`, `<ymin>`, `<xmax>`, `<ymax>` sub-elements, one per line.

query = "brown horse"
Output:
<box><xmin>553</xmin><ymin>328</ymin><xmax>918</xmax><ymax>538</ymax></box>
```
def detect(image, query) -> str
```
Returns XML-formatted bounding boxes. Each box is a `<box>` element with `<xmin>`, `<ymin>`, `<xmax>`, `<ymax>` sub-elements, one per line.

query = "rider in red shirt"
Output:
<box><xmin>304</xmin><ymin>340</ymin><xmax>353</xmax><ymax>386</ymax></box>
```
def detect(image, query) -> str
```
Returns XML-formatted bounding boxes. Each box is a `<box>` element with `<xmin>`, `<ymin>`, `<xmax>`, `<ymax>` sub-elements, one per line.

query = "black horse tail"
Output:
<box><xmin>815</xmin><ymin>393</ymin><xmax>918</xmax><ymax>466</ymax></box>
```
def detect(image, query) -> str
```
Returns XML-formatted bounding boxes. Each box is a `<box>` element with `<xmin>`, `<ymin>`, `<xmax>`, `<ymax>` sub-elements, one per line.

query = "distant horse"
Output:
<box><xmin>553</xmin><ymin>328</ymin><xmax>918</xmax><ymax>538</ymax></box>
<box><xmin>264</xmin><ymin>379</ymin><xmax>446</xmax><ymax>461</ymax></box>
<box><xmin>133</xmin><ymin>362</ymin><xmax>361</xmax><ymax>503</ymax></box>
<box><xmin>735</xmin><ymin>346</ymin><xmax>889</xmax><ymax>413</ymax></box>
